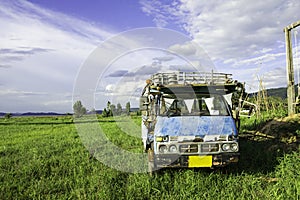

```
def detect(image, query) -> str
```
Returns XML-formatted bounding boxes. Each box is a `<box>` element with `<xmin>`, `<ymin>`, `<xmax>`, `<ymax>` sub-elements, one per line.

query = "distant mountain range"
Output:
<box><xmin>0</xmin><ymin>112</ymin><xmax>67</xmax><ymax>117</ymax></box>
<box><xmin>250</xmin><ymin>85</ymin><xmax>299</xmax><ymax>99</ymax></box>
<box><xmin>0</xmin><ymin>108</ymin><xmax>141</xmax><ymax>117</ymax></box>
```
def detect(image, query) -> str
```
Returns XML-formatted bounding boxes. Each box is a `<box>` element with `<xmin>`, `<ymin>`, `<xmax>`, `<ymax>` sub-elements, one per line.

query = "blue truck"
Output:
<box><xmin>140</xmin><ymin>71</ymin><xmax>244</xmax><ymax>173</ymax></box>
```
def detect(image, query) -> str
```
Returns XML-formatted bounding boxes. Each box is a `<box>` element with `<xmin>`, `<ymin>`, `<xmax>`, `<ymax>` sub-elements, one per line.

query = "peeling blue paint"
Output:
<box><xmin>154</xmin><ymin>116</ymin><xmax>237</xmax><ymax>136</ymax></box>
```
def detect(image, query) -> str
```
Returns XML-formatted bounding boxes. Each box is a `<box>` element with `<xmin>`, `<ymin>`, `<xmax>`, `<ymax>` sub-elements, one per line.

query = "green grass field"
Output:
<box><xmin>0</xmin><ymin>115</ymin><xmax>299</xmax><ymax>199</ymax></box>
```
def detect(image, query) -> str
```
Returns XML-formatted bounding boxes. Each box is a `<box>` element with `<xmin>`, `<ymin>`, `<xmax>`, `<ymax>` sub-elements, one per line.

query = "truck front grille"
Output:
<box><xmin>177</xmin><ymin>143</ymin><xmax>222</xmax><ymax>154</ymax></box>
<box><xmin>201</xmin><ymin>144</ymin><xmax>219</xmax><ymax>153</ymax></box>
<box><xmin>179</xmin><ymin>144</ymin><xmax>198</xmax><ymax>153</ymax></box>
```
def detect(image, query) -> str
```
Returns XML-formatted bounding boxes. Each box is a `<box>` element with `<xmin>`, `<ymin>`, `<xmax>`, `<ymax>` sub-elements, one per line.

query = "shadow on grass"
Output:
<box><xmin>222</xmin><ymin>136</ymin><xmax>298</xmax><ymax>175</ymax></box>
<box><xmin>230</xmin><ymin>138</ymin><xmax>284</xmax><ymax>174</ymax></box>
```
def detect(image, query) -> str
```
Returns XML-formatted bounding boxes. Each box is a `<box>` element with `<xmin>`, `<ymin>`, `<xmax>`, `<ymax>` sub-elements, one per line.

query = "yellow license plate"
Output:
<box><xmin>188</xmin><ymin>155</ymin><xmax>212</xmax><ymax>167</ymax></box>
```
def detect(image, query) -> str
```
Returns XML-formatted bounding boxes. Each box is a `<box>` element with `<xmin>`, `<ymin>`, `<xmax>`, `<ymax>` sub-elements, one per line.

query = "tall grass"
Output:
<box><xmin>240</xmin><ymin>99</ymin><xmax>288</xmax><ymax>132</ymax></box>
<box><xmin>0</xmin><ymin>115</ymin><xmax>299</xmax><ymax>199</ymax></box>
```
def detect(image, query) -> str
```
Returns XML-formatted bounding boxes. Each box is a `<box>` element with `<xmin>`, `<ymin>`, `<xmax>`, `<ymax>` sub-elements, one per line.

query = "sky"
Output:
<box><xmin>0</xmin><ymin>0</ymin><xmax>300</xmax><ymax>113</ymax></box>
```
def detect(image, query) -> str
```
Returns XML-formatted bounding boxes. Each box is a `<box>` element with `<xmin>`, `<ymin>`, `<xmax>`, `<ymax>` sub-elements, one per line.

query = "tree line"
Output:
<box><xmin>101</xmin><ymin>101</ymin><xmax>130</xmax><ymax>117</ymax></box>
<box><xmin>73</xmin><ymin>100</ymin><xmax>130</xmax><ymax>118</ymax></box>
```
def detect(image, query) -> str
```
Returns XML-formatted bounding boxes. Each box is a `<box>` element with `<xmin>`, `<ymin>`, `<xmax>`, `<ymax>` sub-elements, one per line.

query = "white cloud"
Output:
<box><xmin>168</xmin><ymin>42</ymin><xmax>197</xmax><ymax>56</ymax></box>
<box><xmin>0</xmin><ymin>89</ymin><xmax>47</xmax><ymax>96</ymax></box>
<box><xmin>140</xmin><ymin>0</ymin><xmax>181</xmax><ymax>28</ymax></box>
<box><xmin>94</xmin><ymin>47</ymin><xmax>203</xmax><ymax>109</ymax></box>
<box><xmin>236</xmin><ymin>52</ymin><xmax>286</xmax><ymax>66</ymax></box>
<box><xmin>260</xmin><ymin>68</ymin><xmax>287</xmax><ymax>89</ymax></box>
<box><xmin>0</xmin><ymin>87</ymin><xmax>74</xmax><ymax>112</ymax></box>
<box><xmin>43</xmin><ymin>99</ymin><xmax>72</xmax><ymax>106</ymax></box>
<box><xmin>140</xmin><ymin>0</ymin><xmax>300</xmax><ymax>90</ymax></box>
<box><xmin>153</xmin><ymin>56</ymin><xmax>174</xmax><ymax>62</ymax></box>
<box><xmin>0</xmin><ymin>0</ymin><xmax>115</xmax><ymax>112</ymax></box>
<box><xmin>177</xmin><ymin>0</ymin><xmax>299</xmax><ymax>60</ymax></box>
<box><xmin>105</xmin><ymin>84</ymin><xmax>116</xmax><ymax>92</ymax></box>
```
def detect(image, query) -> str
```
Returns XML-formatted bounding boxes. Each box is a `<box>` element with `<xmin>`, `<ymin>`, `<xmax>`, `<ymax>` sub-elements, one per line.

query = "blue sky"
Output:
<box><xmin>27</xmin><ymin>0</ymin><xmax>156</xmax><ymax>30</ymax></box>
<box><xmin>0</xmin><ymin>0</ymin><xmax>300</xmax><ymax>113</ymax></box>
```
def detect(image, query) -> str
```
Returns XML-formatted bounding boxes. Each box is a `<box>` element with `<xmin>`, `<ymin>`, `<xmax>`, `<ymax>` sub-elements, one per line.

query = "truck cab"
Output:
<box><xmin>140</xmin><ymin>72</ymin><xmax>244</xmax><ymax>172</ymax></box>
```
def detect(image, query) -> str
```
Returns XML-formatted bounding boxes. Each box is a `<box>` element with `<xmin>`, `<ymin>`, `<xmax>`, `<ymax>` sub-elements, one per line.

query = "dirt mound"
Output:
<box><xmin>260</xmin><ymin>114</ymin><xmax>299</xmax><ymax>140</ymax></box>
<box><xmin>256</xmin><ymin>114</ymin><xmax>300</xmax><ymax>152</ymax></box>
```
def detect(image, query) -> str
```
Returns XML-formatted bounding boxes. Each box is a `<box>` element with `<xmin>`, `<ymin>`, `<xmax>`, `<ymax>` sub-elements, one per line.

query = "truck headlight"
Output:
<box><xmin>159</xmin><ymin>145</ymin><xmax>168</xmax><ymax>153</ymax></box>
<box><xmin>230</xmin><ymin>143</ymin><xmax>238</xmax><ymax>152</ymax></box>
<box><xmin>156</xmin><ymin>136</ymin><xmax>168</xmax><ymax>142</ymax></box>
<box><xmin>156</xmin><ymin>136</ymin><xmax>163</xmax><ymax>142</ymax></box>
<box><xmin>169</xmin><ymin>145</ymin><xmax>177</xmax><ymax>153</ymax></box>
<box><xmin>222</xmin><ymin>143</ymin><xmax>231</xmax><ymax>151</ymax></box>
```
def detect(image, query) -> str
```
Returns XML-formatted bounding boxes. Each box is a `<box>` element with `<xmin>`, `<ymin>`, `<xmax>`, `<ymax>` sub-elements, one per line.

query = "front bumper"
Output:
<box><xmin>154</xmin><ymin>153</ymin><xmax>239</xmax><ymax>168</ymax></box>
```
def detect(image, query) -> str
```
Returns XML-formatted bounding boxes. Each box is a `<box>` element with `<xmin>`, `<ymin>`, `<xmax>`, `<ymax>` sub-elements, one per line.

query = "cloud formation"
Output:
<box><xmin>0</xmin><ymin>47</ymin><xmax>52</xmax><ymax>63</ymax></box>
<box><xmin>0</xmin><ymin>0</ymin><xmax>114</xmax><ymax>112</ymax></box>
<box><xmin>140</xmin><ymin>0</ymin><xmax>300</xmax><ymax>91</ymax></box>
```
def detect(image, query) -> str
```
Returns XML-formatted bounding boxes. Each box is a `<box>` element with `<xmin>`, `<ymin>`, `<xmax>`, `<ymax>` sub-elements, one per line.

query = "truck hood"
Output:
<box><xmin>154</xmin><ymin>116</ymin><xmax>237</xmax><ymax>137</ymax></box>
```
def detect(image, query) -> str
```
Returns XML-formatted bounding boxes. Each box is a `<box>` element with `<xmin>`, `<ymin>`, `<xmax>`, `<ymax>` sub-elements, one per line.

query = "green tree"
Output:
<box><xmin>107</xmin><ymin>101</ymin><xmax>111</xmax><ymax>110</ymax></box>
<box><xmin>126</xmin><ymin>102</ymin><xmax>130</xmax><ymax>115</ymax></box>
<box><xmin>73</xmin><ymin>100</ymin><xmax>87</xmax><ymax>118</ymax></box>
<box><xmin>103</xmin><ymin>101</ymin><xmax>115</xmax><ymax>117</ymax></box>
<box><xmin>102</xmin><ymin>108</ymin><xmax>108</xmax><ymax>117</ymax></box>
<box><xmin>106</xmin><ymin>101</ymin><xmax>113</xmax><ymax>117</ymax></box>
<box><xmin>110</xmin><ymin>104</ymin><xmax>116</xmax><ymax>116</ymax></box>
<box><xmin>116</xmin><ymin>103</ymin><xmax>122</xmax><ymax>115</ymax></box>
<box><xmin>5</xmin><ymin>113</ymin><xmax>12</xmax><ymax>119</ymax></box>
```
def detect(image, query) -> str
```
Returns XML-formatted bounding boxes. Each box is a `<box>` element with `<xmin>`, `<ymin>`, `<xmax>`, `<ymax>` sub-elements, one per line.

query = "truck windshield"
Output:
<box><xmin>161</xmin><ymin>94</ymin><xmax>230</xmax><ymax>117</ymax></box>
